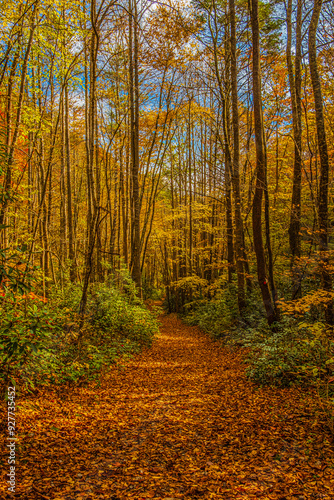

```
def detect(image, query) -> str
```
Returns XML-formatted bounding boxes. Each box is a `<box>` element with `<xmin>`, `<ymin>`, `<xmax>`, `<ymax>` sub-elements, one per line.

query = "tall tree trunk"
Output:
<box><xmin>79</xmin><ymin>0</ymin><xmax>99</xmax><ymax>316</ymax></box>
<box><xmin>65</xmin><ymin>84</ymin><xmax>76</xmax><ymax>281</ymax></box>
<box><xmin>120</xmin><ymin>149</ymin><xmax>128</xmax><ymax>265</ymax></box>
<box><xmin>308</xmin><ymin>0</ymin><xmax>333</xmax><ymax>325</ymax></box>
<box><xmin>129</xmin><ymin>0</ymin><xmax>142</xmax><ymax>293</ymax></box>
<box><xmin>229</xmin><ymin>0</ymin><xmax>246</xmax><ymax>311</ymax></box>
<box><xmin>250</xmin><ymin>0</ymin><xmax>277</xmax><ymax>325</ymax></box>
<box><xmin>225</xmin><ymin>156</ymin><xmax>234</xmax><ymax>284</ymax></box>
<box><xmin>188</xmin><ymin>98</ymin><xmax>193</xmax><ymax>277</ymax></box>
<box><xmin>287</xmin><ymin>0</ymin><xmax>303</xmax><ymax>298</ymax></box>
<box><xmin>60</xmin><ymin>94</ymin><xmax>67</xmax><ymax>267</ymax></box>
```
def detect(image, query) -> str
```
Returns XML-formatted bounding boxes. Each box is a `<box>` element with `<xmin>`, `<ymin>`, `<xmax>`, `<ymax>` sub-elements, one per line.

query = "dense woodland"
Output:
<box><xmin>3</xmin><ymin>0</ymin><xmax>334</xmax><ymax>498</ymax></box>
<box><xmin>1</xmin><ymin>0</ymin><xmax>334</xmax><ymax>411</ymax></box>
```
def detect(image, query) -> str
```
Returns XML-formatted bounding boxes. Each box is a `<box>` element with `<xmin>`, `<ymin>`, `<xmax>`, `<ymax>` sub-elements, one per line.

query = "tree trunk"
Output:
<box><xmin>129</xmin><ymin>0</ymin><xmax>142</xmax><ymax>293</ymax></box>
<box><xmin>65</xmin><ymin>84</ymin><xmax>76</xmax><ymax>281</ymax></box>
<box><xmin>229</xmin><ymin>0</ymin><xmax>246</xmax><ymax>311</ymax></box>
<box><xmin>308</xmin><ymin>0</ymin><xmax>333</xmax><ymax>325</ymax></box>
<box><xmin>287</xmin><ymin>0</ymin><xmax>303</xmax><ymax>298</ymax></box>
<box><xmin>250</xmin><ymin>0</ymin><xmax>277</xmax><ymax>325</ymax></box>
<box><xmin>79</xmin><ymin>0</ymin><xmax>99</xmax><ymax>316</ymax></box>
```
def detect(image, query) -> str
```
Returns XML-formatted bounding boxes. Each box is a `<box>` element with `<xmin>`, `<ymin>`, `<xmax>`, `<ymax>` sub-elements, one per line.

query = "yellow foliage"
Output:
<box><xmin>279</xmin><ymin>290</ymin><xmax>334</xmax><ymax>316</ymax></box>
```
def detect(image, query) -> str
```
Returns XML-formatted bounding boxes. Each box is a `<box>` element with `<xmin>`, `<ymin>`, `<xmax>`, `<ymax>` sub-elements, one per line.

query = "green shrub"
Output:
<box><xmin>89</xmin><ymin>283</ymin><xmax>159</xmax><ymax>347</ymax></box>
<box><xmin>183</xmin><ymin>286</ymin><xmax>264</xmax><ymax>340</ymax></box>
<box><xmin>182</xmin><ymin>285</ymin><xmax>334</xmax><ymax>391</ymax></box>
<box><xmin>0</xmin><ymin>278</ymin><xmax>159</xmax><ymax>389</ymax></box>
<box><xmin>0</xmin><ymin>293</ymin><xmax>58</xmax><ymax>387</ymax></box>
<box><xmin>244</xmin><ymin>319</ymin><xmax>334</xmax><ymax>387</ymax></box>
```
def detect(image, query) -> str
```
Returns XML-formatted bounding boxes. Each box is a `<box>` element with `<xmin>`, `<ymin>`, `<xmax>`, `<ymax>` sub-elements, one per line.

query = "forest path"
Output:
<box><xmin>11</xmin><ymin>310</ymin><xmax>334</xmax><ymax>499</ymax></box>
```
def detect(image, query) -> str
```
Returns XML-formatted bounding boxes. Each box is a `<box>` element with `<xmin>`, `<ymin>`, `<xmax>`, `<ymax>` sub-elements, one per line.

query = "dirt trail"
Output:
<box><xmin>3</xmin><ymin>311</ymin><xmax>334</xmax><ymax>499</ymax></box>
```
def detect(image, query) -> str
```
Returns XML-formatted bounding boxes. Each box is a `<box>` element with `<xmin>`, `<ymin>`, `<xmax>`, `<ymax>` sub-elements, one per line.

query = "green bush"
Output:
<box><xmin>182</xmin><ymin>286</ymin><xmax>334</xmax><ymax>390</ymax></box>
<box><xmin>0</xmin><ymin>278</ymin><xmax>159</xmax><ymax>389</ymax></box>
<box><xmin>89</xmin><ymin>283</ymin><xmax>159</xmax><ymax>347</ymax></box>
<box><xmin>244</xmin><ymin>318</ymin><xmax>334</xmax><ymax>387</ymax></box>
<box><xmin>0</xmin><ymin>293</ymin><xmax>58</xmax><ymax>387</ymax></box>
<box><xmin>183</xmin><ymin>286</ymin><xmax>264</xmax><ymax>340</ymax></box>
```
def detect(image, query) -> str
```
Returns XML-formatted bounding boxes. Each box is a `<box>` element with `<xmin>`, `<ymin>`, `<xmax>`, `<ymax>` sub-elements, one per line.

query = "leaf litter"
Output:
<box><xmin>1</xmin><ymin>311</ymin><xmax>334</xmax><ymax>499</ymax></box>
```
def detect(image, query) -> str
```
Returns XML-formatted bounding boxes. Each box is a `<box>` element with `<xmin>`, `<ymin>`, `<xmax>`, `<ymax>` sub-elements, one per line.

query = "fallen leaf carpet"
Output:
<box><xmin>1</xmin><ymin>310</ymin><xmax>334</xmax><ymax>499</ymax></box>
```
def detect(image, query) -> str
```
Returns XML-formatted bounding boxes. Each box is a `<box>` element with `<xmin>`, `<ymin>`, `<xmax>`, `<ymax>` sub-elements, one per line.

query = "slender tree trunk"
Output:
<box><xmin>79</xmin><ymin>0</ymin><xmax>99</xmax><ymax>316</ymax></box>
<box><xmin>65</xmin><ymin>84</ymin><xmax>76</xmax><ymax>281</ymax></box>
<box><xmin>60</xmin><ymin>95</ymin><xmax>67</xmax><ymax>267</ymax></box>
<box><xmin>129</xmin><ymin>0</ymin><xmax>142</xmax><ymax>293</ymax></box>
<box><xmin>229</xmin><ymin>0</ymin><xmax>246</xmax><ymax>311</ymax></box>
<box><xmin>308</xmin><ymin>0</ymin><xmax>333</xmax><ymax>325</ymax></box>
<box><xmin>250</xmin><ymin>0</ymin><xmax>277</xmax><ymax>325</ymax></box>
<box><xmin>225</xmin><ymin>157</ymin><xmax>234</xmax><ymax>283</ymax></box>
<box><xmin>287</xmin><ymin>0</ymin><xmax>303</xmax><ymax>298</ymax></box>
<box><xmin>188</xmin><ymin>98</ymin><xmax>193</xmax><ymax>277</ymax></box>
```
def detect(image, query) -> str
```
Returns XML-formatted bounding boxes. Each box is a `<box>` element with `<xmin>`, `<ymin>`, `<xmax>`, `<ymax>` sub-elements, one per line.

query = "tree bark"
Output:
<box><xmin>250</xmin><ymin>0</ymin><xmax>277</xmax><ymax>325</ymax></box>
<box><xmin>287</xmin><ymin>0</ymin><xmax>303</xmax><ymax>298</ymax></box>
<box><xmin>308</xmin><ymin>0</ymin><xmax>333</xmax><ymax>324</ymax></box>
<box><xmin>229</xmin><ymin>0</ymin><xmax>246</xmax><ymax>311</ymax></box>
<box><xmin>65</xmin><ymin>84</ymin><xmax>76</xmax><ymax>281</ymax></box>
<box><xmin>129</xmin><ymin>0</ymin><xmax>142</xmax><ymax>293</ymax></box>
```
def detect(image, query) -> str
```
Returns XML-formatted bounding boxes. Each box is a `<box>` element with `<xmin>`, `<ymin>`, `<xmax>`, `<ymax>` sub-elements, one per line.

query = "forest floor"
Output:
<box><xmin>2</xmin><ymin>306</ymin><xmax>334</xmax><ymax>500</ymax></box>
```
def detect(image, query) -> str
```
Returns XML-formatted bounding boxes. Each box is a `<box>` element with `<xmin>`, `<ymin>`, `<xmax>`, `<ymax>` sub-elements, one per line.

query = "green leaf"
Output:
<box><xmin>30</xmin><ymin>343</ymin><xmax>38</xmax><ymax>354</ymax></box>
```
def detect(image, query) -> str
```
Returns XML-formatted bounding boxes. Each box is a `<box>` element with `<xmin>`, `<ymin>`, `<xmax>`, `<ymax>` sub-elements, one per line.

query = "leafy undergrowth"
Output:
<box><xmin>1</xmin><ymin>310</ymin><xmax>334</xmax><ymax>499</ymax></box>
<box><xmin>0</xmin><ymin>279</ymin><xmax>159</xmax><ymax>388</ymax></box>
<box><xmin>183</xmin><ymin>291</ymin><xmax>334</xmax><ymax>392</ymax></box>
